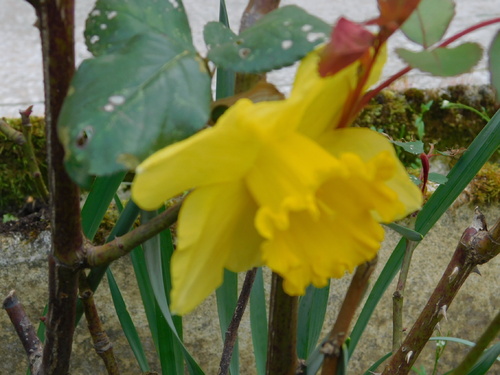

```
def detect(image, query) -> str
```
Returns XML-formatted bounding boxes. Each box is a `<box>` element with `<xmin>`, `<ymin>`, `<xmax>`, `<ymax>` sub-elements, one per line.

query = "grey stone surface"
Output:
<box><xmin>1</xmin><ymin>204</ymin><xmax>498</xmax><ymax>374</ymax></box>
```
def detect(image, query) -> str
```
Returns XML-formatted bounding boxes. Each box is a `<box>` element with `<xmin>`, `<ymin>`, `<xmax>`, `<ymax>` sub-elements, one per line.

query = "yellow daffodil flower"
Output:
<box><xmin>132</xmin><ymin>46</ymin><xmax>422</xmax><ymax>315</ymax></box>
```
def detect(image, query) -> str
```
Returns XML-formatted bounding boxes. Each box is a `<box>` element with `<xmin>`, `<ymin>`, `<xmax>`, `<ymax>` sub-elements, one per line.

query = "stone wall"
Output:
<box><xmin>1</xmin><ymin>204</ymin><xmax>498</xmax><ymax>374</ymax></box>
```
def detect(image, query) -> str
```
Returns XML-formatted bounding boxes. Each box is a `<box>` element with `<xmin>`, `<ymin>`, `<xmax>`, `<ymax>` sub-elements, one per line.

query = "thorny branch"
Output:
<box><xmin>382</xmin><ymin>209</ymin><xmax>500</xmax><ymax>375</ymax></box>
<box><xmin>320</xmin><ymin>258</ymin><xmax>377</xmax><ymax>375</ymax></box>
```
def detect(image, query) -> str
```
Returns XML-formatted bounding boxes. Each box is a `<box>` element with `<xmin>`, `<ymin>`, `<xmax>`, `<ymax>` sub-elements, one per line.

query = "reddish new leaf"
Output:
<box><xmin>372</xmin><ymin>0</ymin><xmax>421</xmax><ymax>36</ymax></box>
<box><xmin>318</xmin><ymin>17</ymin><xmax>375</xmax><ymax>77</ymax></box>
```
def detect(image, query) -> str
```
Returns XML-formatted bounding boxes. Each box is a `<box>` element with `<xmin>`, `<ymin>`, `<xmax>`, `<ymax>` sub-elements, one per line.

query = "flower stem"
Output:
<box><xmin>382</xmin><ymin>209</ymin><xmax>500</xmax><ymax>374</ymax></box>
<box><xmin>392</xmin><ymin>240</ymin><xmax>419</xmax><ymax>353</ymax></box>
<box><xmin>218</xmin><ymin>268</ymin><xmax>258</xmax><ymax>375</ymax></box>
<box><xmin>320</xmin><ymin>258</ymin><xmax>377</xmax><ymax>375</ymax></box>
<box><xmin>266</xmin><ymin>273</ymin><xmax>298</xmax><ymax>375</ymax></box>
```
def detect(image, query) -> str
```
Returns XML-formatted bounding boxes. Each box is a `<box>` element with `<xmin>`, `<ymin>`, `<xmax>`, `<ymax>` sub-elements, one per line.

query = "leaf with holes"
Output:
<box><xmin>401</xmin><ymin>0</ymin><xmax>455</xmax><ymax>48</ymax></box>
<box><xmin>85</xmin><ymin>0</ymin><xmax>193</xmax><ymax>56</ymax></box>
<box><xmin>397</xmin><ymin>43</ymin><xmax>482</xmax><ymax>77</ymax></box>
<box><xmin>205</xmin><ymin>5</ymin><xmax>331</xmax><ymax>73</ymax></box>
<box><xmin>59</xmin><ymin>0</ymin><xmax>211</xmax><ymax>187</ymax></box>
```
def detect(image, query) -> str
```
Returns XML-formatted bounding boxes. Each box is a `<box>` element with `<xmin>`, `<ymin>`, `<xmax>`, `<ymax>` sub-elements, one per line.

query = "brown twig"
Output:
<box><xmin>3</xmin><ymin>290</ymin><xmax>43</xmax><ymax>374</ymax></box>
<box><xmin>218</xmin><ymin>268</ymin><xmax>258</xmax><ymax>375</ymax></box>
<box><xmin>79</xmin><ymin>272</ymin><xmax>120</xmax><ymax>375</ymax></box>
<box><xmin>320</xmin><ymin>258</ymin><xmax>378</xmax><ymax>375</ymax></box>
<box><xmin>382</xmin><ymin>209</ymin><xmax>500</xmax><ymax>374</ymax></box>
<box><xmin>36</xmin><ymin>0</ymin><xmax>83</xmax><ymax>373</ymax></box>
<box><xmin>266</xmin><ymin>273</ymin><xmax>298</xmax><ymax>375</ymax></box>
<box><xmin>392</xmin><ymin>240</ymin><xmax>419</xmax><ymax>352</ymax></box>
<box><xmin>85</xmin><ymin>202</ymin><xmax>181</xmax><ymax>267</ymax></box>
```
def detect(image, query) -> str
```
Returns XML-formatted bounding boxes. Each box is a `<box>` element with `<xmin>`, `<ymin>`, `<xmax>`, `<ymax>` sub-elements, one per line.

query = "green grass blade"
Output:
<box><xmin>158</xmin><ymin>221</ymin><xmax>184</xmax><ymax>374</ymax></box>
<box><xmin>429</xmin><ymin>336</ymin><xmax>476</xmax><ymax>347</ymax></box>
<box><xmin>384</xmin><ymin>223</ymin><xmax>423</xmax><ymax>242</ymax></box>
<box><xmin>106</xmin><ymin>267</ymin><xmax>150</xmax><ymax>371</ymax></box>
<box><xmin>81</xmin><ymin>172</ymin><xmax>126</xmax><ymax>239</ymax></box>
<box><xmin>348</xmin><ymin>109</ymin><xmax>500</xmax><ymax>359</ymax></box>
<box><xmin>216</xmin><ymin>270</ymin><xmax>240</xmax><ymax>375</ymax></box>
<box><xmin>213</xmin><ymin>2</ymin><xmax>239</xmax><ymax>374</ymax></box>
<box><xmin>362</xmin><ymin>352</ymin><xmax>392</xmax><ymax>375</ymax></box>
<box><xmin>297</xmin><ymin>282</ymin><xmax>330</xmax><ymax>359</ymax></box>
<box><xmin>141</xmin><ymin>210</ymin><xmax>204</xmax><ymax>375</ymax></box>
<box><xmin>467</xmin><ymin>342</ymin><xmax>500</xmax><ymax>375</ymax></box>
<box><xmin>250</xmin><ymin>267</ymin><xmax>267</xmax><ymax>375</ymax></box>
<box><xmin>215</xmin><ymin>0</ymin><xmax>235</xmax><ymax>101</ymax></box>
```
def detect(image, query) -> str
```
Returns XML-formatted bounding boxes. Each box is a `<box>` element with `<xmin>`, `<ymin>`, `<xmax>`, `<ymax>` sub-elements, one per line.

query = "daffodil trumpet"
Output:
<box><xmin>132</xmin><ymin>45</ymin><xmax>422</xmax><ymax>315</ymax></box>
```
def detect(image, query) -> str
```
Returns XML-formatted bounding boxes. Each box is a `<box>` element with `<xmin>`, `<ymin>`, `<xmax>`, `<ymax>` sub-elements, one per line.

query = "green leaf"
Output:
<box><xmin>250</xmin><ymin>268</ymin><xmax>267</xmax><ymax>375</ymax></box>
<box><xmin>85</xmin><ymin>0</ymin><xmax>193</xmax><ymax>56</ymax></box>
<box><xmin>348</xmin><ymin>108</ymin><xmax>500</xmax><ymax>359</ymax></box>
<box><xmin>397</xmin><ymin>43</ymin><xmax>483</xmax><ymax>77</ymax></box>
<box><xmin>59</xmin><ymin>0</ymin><xmax>211</xmax><ymax>187</ymax></box>
<box><xmin>401</xmin><ymin>0</ymin><xmax>455</xmax><ymax>48</ymax></box>
<box><xmin>107</xmin><ymin>268</ymin><xmax>150</xmax><ymax>371</ymax></box>
<box><xmin>488</xmin><ymin>30</ymin><xmax>500</xmax><ymax>100</ymax></box>
<box><xmin>385</xmin><ymin>223</ymin><xmax>423</xmax><ymax>241</ymax></box>
<box><xmin>216</xmin><ymin>270</ymin><xmax>240</xmax><ymax>375</ymax></box>
<box><xmin>392</xmin><ymin>140</ymin><xmax>424</xmax><ymax>155</ymax></box>
<box><xmin>297</xmin><ymin>283</ymin><xmax>330</xmax><ymax>359</ymax></box>
<box><xmin>428</xmin><ymin>172</ymin><xmax>448</xmax><ymax>185</ymax></box>
<box><xmin>205</xmin><ymin>5</ymin><xmax>331</xmax><ymax>73</ymax></box>
<box><xmin>81</xmin><ymin>172</ymin><xmax>126</xmax><ymax>239</ymax></box>
<box><xmin>141</xmin><ymin>210</ymin><xmax>204</xmax><ymax>374</ymax></box>
<box><xmin>467</xmin><ymin>342</ymin><xmax>500</xmax><ymax>375</ymax></box>
<box><xmin>363</xmin><ymin>352</ymin><xmax>392</xmax><ymax>375</ymax></box>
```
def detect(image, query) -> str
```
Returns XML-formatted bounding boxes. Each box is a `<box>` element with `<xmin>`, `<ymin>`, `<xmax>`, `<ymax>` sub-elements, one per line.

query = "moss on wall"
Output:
<box><xmin>0</xmin><ymin>117</ymin><xmax>47</xmax><ymax>215</ymax></box>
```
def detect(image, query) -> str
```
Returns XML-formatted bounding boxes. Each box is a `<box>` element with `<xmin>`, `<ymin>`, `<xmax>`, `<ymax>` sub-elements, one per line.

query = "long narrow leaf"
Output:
<box><xmin>297</xmin><ymin>283</ymin><xmax>330</xmax><ymax>359</ymax></box>
<box><xmin>107</xmin><ymin>267</ymin><xmax>150</xmax><ymax>371</ymax></box>
<box><xmin>467</xmin><ymin>342</ymin><xmax>500</xmax><ymax>375</ymax></box>
<box><xmin>142</xmin><ymin>210</ymin><xmax>204</xmax><ymax>375</ymax></box>
<box><xmin>81</xmin><ymin>172</ymin><xmax>126</xmax><ymax>239</ymax></box>
<box><xmin>348</xmin><ymin>109</ymin><xmax>500</xmax><ymax>358</ymax></box>
<box><xmin>250</xmin><ymin>267</ymin><xmax>268</xmax><ymax>375</ymax></box>
<box><xmin>213</xmin><ymin>2</ymin><xmax>239</xmax><ymax>374</ymax></box>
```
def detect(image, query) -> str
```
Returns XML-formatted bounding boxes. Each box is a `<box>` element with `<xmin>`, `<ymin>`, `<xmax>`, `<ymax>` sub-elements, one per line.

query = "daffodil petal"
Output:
<box><xmin>170</xmin><ymin>181</ymin><xmax>262</xmax><ymax>315</ymax></box>
<box><xmin>289</xmin><ymin>45</ymin><xmax>387</xmax><ymax>138</ymax></box>
<box><xmin>245</xmin><ymin>132</ymin><xmax>336</xmax><ymax>238</ymax></box>
<box><xmin>132</xmin><ymin>99</ymin><xmax>265</xmax><ymax>210</ymax></box>
<box><xmin>319</xmin><ymin>127</ymin><xmax>422</xmax><ymax>220</ymax></box>
<box><xmin>262</xmin><ymin>201</ymin><xmax>383</xmax><ymax>296</ymax></box>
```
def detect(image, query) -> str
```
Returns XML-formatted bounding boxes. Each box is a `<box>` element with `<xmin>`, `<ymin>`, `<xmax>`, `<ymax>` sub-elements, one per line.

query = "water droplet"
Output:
<box><xmin>239</xmin><ymin>48</ymin><xmax>251</xmax><ymax>59</ymax></box>
<box><xmin>306</xmin><ymin>32</ymin><xmax>326</xmax><ymax>43</ymax></box>
<box><xmin>301</xmin><ymin>24</ymin><xmax>313</xmax><ymax>32</ymax></box>
<box><xmin>281</xmin><ymin>40</ymin><xmax>293</xmax><ymax>50</ymax></box>
<box><xmin>106</xmin><ymin>10</ymin><xmax>118</xmax><ymax>19</ymax></box>
<box><xmin>283</xmin><ymin>20</ymin><xmax>291</xmax><ymax>26</ymax></box>
<box><xmin>90</xmin><ymin>9</ymin><xmax>101</xmax><ymax>17</ymax></box>
<box><xmin>100</xmin><ymin>24</ymin><xmax>107</xmax><ymax>30</ymax></box>
<box><xmin>169</xmin><ymin>0</ymin><xmax>179</xmax><ymax>8</ymax></box>
<box><xmin>89</xmin><ymin>35</ymin><xmax>100</xmax><ymax>44</ymax></box>
<box><xmin>108</xmin><ymin>95</ymin><xmax>125</xmax><ymax>106</ymax></box>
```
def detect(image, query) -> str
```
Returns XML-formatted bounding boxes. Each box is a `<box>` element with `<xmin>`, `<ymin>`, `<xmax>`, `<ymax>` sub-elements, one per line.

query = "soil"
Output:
<box><xmin>0</xmin><ymin>204</ymin><xmax>49</xmax><ymax>237</ymax></box>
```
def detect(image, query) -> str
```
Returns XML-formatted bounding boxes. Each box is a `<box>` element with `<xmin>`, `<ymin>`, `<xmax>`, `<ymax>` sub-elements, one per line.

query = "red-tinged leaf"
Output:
<box><xmin>318</xmin><ymin>17</ymin><xmax>375</xmax><ymax>77</ymax></box>
<box><xmin>372</xmin><ymin>0</ymin><xmax>421</xmax><ymax>35</ymax></box>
